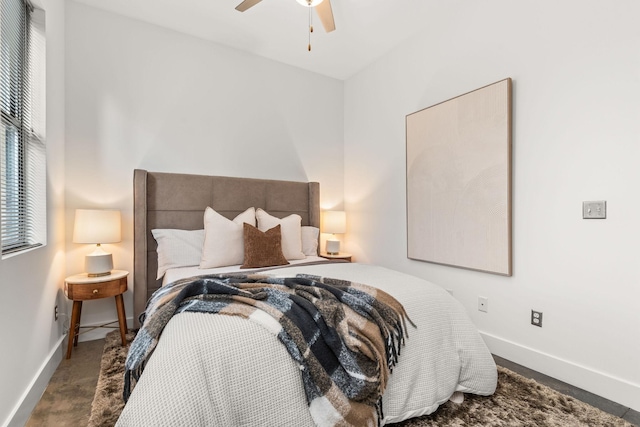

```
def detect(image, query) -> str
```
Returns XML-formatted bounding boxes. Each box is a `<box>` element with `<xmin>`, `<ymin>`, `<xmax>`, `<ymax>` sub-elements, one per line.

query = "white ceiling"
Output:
<box><xmin>73</xmin><ymin>0</ymin><xmax>433</xmax><ymax>80</ymax></box>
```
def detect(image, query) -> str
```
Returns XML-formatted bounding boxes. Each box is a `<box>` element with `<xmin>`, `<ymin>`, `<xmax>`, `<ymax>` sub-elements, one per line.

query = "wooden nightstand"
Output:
<box><xmin>320</xmin><ymin>252</ymin><xmax>352</xmax><ymax>262</ymax></box>
<box><xmin>64</xmin><ymin>270</ymin><xmax>128</xmax><ymax>359</ymax></box>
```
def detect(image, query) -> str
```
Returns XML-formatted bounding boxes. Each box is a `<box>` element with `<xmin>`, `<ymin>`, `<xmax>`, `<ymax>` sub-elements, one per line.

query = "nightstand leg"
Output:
<box><xmin>115</xmin><ymin>294</ymin><xmax>128</xmax><ymax>345</ymax></box>
<box><xmin>66</xmin><ymin>300</ymin><xmax>82</xmax><ymax>359</ymax></box>
<box><xmin>74</xmin><ymin>301</ymin><xmax>83</xmax><ymax>346</ymax></box>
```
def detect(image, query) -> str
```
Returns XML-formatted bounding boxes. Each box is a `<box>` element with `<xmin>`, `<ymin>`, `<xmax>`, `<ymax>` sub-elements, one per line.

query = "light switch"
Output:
<box><xmin>583</xmin><ymin>201</ymin><xmax>606</xmax><ymax>219</ymax></box>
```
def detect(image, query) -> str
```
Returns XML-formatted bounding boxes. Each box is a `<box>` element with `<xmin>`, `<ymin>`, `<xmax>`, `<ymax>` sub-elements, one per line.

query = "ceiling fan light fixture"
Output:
<box><xmin>296</xmin><ymin>0</ymin><xmax>324</xmax><ymax>7</ymax></box>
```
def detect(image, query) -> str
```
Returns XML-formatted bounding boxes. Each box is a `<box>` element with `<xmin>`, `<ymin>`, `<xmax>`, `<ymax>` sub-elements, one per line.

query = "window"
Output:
<box><xmin>0</xmin><ymin>0</ymin><xmax>46</xmax><ymax>256</ymax></box>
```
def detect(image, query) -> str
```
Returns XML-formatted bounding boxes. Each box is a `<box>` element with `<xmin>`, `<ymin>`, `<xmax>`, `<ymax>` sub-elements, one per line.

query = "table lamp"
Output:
<box><xmin>73</xmin><ymin>209</ymin><xmax>121</xmax><ymax>277</ymax></box>
<box><xmin>322</xmin><ymin>210</ymin><xmax>346</xmax><ymax>255</ymax></box>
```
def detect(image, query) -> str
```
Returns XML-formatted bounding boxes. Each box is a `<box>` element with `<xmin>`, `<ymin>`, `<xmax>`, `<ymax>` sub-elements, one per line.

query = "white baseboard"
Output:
<box><xmin>3</xmin><ymin>336</ymin><xmax>64</xmax><ymax>427</ymax></box>
<box><xmin>481</xmin><ymin>331</ymin><xmax>640</xmax><ymax>412</ymax></box>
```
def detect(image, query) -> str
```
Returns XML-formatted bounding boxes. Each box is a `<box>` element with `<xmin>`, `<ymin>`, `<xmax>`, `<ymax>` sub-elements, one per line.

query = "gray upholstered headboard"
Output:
<box><xmin>133</xmin><ymin>169</ymin><xmax>320</xmax><ymax>328</ymax></box>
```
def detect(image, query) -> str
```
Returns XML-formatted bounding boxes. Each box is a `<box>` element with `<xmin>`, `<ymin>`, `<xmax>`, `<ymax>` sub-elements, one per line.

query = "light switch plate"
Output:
<box><xmin>583</xmin><ymin>201</ymin><xmax>606</xmax><ymax>219</ymax></box>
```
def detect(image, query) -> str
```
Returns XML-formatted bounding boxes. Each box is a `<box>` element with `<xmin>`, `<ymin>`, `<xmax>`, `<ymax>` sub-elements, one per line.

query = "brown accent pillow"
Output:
<box><xmin>241</xmin><ymin>223</ymin><xmax>290</xmax><ymax>269</ymax></box>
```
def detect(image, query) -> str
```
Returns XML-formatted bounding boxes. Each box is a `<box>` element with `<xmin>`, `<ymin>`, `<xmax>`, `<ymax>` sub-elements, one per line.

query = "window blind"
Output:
<box><xmin>0</xmin><ymin>0</ymin><xmax>46</xmax><ymax>256</ymax></box>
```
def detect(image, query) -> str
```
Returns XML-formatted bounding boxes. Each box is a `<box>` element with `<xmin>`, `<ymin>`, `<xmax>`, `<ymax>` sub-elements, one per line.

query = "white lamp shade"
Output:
<box><xmin>322</xmin><ymin>211</ymin><xmax>346</xmax><ymax>235</ymax></box>
<box><xmin>73</xmin><ymin>209</ymin><xmax>121</xmax><ymax>244</ymax></box>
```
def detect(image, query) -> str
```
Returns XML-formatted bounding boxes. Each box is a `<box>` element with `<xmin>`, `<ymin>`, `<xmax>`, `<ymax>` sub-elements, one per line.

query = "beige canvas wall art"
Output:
<box><xmin>406</xmin><ymin>78</ymin><xmax>512</xmax><ymax>276</ymax></box>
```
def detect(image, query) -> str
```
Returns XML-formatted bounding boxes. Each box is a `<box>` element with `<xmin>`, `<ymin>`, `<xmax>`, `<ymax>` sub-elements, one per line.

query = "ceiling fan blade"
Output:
<box><xmin>315</xmin><ymin>0</ymin><xmax>335</xmax><ymax>32</ymax></box>
<box><xmin>235</xmin><ymin>0</ymin><xmax>262</xmax><ymax>12</ymax></box>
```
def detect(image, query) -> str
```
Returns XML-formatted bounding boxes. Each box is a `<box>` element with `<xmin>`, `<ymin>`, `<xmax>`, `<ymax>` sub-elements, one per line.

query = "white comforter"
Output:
<box><xmin>117</xmin><ymin>263</ymin><xmax>497</xmax><ymax>426</ymax></box>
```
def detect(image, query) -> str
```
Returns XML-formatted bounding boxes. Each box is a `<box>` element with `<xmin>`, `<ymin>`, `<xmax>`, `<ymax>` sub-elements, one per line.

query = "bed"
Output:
<box><xmin>118</xmin><ymin>169</ymin><xmax>497</xmax><ymax>426</ymax></box>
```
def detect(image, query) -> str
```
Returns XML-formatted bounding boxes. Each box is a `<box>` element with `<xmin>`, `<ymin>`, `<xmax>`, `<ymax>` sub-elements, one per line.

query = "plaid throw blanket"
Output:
<box><xmin>124</xmin><ymin>273</ymin><xmax>414</xmax><ymax>427</ymax></box>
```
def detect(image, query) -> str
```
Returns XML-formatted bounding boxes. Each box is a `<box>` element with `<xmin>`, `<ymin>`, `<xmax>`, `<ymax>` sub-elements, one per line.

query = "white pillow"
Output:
<box><xmin>200</xmin><ymin>207</ymin><xmax>256</xmax><ymax>268</ymax></box>
<box><xmin>152</xmin><ymin>229</ymin><xmax>205</xmax><ymax>280</ymax></box>
<box><xmin>256</xmin><ymin>208</ymin><xmax>305</xmax><ymax>260</ymax></box>
<box><xmin>301</xmin><ymin>226</ymin><xmax>319</xmax><ymax>256</ymax></box>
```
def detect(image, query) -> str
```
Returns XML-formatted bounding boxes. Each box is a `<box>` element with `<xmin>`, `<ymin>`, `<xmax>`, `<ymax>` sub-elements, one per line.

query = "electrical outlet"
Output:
<box><xmin>531</xmin><ymin>310</ymin><xmax>543</xmax><ymax>327</ymax></box>
<box><xmin>478</xmin><ymin>297</ymin><xmax>488</xmax><ymax>313</ymax></box>
<box><xmin>54</xmin><ymin>305</ymin><xmax>59</xmax><ymax>321</ymax></box>
<box><xmin>583</xmin><ymin>201</ymin><xmax>606</xmax><ymax>219</ymax></box>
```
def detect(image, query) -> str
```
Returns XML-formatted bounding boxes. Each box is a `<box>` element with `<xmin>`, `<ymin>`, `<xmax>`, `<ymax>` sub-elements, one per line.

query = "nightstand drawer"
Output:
<box><xmin>65</xmin><ymin>277</ymin><xmax>127</xmax><ymax>300</ymax></box>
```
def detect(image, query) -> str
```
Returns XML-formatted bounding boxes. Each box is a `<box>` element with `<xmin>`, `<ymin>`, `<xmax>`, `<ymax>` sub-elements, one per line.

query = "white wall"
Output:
<box><xmin>0</xmin><ymin>0</ymin><xmax>66</xmax><ymax>425</ymax></box>
<box><xmin>64</xmin><ymin>2</ymin><xmax>344</xmax><ymax>332</ymax></box>
<box><xmin>344</xmin><ymin>0</ymin><xmax>640</xmax><ymax>411</ymax></box>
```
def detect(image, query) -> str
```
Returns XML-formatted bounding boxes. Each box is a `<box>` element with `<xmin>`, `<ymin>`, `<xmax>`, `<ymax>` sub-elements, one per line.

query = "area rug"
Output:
<box><xmin>89</xmin><ymin>330</ymin><xmax>633</xmax><ymax>427</ymax></box>
<box><xmin>87</xmin><ymin>330</ymin><xmax>136</xmax><ymax>427</ymax></box>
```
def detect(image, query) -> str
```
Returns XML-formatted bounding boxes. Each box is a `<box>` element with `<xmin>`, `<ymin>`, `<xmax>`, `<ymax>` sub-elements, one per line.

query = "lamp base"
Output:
<box><xmin>85</xmin><ymin>252</ymin><xmax>113</xmax><ymax>277</ymax></box>
<box><xmin>325</xmin><ymin>239</ymin><xmax>340</xmax><ymax>255</ymax></box>
<box><xmin>87</xmin><ymin>271</ymin><xmax>111</xmax><ymax>278</ymax></box>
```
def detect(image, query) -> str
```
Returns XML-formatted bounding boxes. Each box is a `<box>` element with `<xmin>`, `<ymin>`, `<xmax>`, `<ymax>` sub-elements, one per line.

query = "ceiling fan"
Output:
<box><xmin>235</xmin><ymin>0</ymin><xmax>336</xmax><ymax>42</ymax></box>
